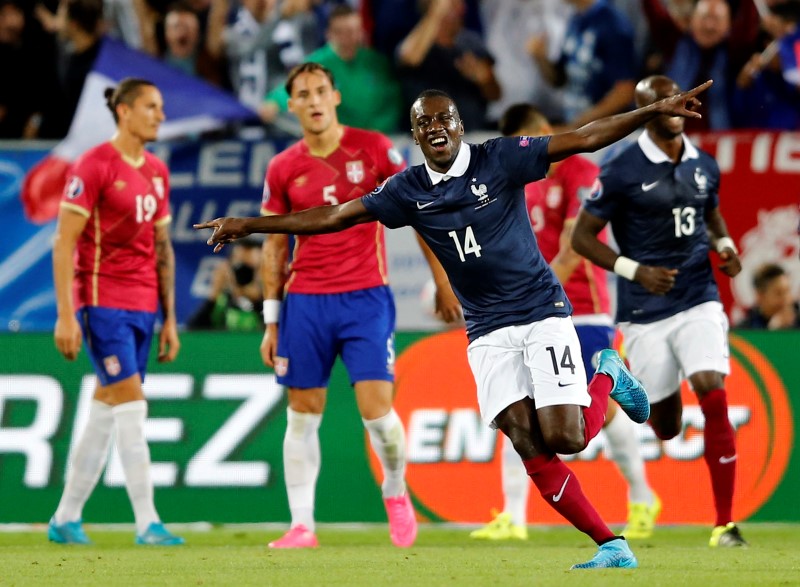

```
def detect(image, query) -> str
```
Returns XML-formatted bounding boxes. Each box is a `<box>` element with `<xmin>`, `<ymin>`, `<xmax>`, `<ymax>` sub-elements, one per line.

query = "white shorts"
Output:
<box><xmin>467</xmin><ymin>317</ymin><xmax>590</xmax><ymax>428</ymax></box>
<box><xmin>619</xmin><ymin>301</ymin><xmax>730</xmax><ymax>404</ymax></box>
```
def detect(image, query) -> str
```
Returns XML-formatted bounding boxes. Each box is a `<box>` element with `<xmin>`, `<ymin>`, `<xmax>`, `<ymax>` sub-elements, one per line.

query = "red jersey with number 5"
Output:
<box><xmin>261</xmin><ymin>126</ymin><xmax>405</xmax><ymax>293</ymax></box>
<box><xmin>60</xmin><ymin>142</ymin><xmax>171</xmax><ymax>313</ymax></box>
<box><xmin>524</xmin><ymin>154</ymin><xmax>610</xmax><ymax>317</ymax></box>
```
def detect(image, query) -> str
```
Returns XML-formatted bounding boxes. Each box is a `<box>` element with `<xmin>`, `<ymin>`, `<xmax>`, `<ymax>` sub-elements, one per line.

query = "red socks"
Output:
<box><xmin>582</xmin><ymin>373</ymin><xmax>612</xmax><ymax>447</ymax></box>
<box><xmin>699</xmin><ymin>389</ymin><xmax>737</xmax><ymax>526</ymax></box>
<box><xmin>523</xmin><ymin>454</ymin><xmax>615</xmax><ymax>544</ymax></box>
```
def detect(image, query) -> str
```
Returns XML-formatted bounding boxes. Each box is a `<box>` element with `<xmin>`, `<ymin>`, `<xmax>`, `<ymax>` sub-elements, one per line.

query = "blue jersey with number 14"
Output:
<box><xmin>361</xmin><ymin>137</ymin><xmax>571</xmax><ymax>342</ymax></box>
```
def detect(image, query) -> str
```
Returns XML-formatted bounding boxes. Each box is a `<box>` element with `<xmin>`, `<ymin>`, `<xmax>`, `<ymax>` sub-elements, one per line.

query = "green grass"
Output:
<box><xmin>1</xmin><ymin>525</ymin><xmax>798</xmax><ymax>587</ymax></box>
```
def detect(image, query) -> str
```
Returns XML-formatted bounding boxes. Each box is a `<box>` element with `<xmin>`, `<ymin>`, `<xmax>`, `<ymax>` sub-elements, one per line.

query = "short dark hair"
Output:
<box><xmin>284</xmin><ymin>62</ymin><xmax>337</xmax><ymax>95</ymax></box>
<box><xmin>498</xmin><ymin>103</ymin><xmax>549</xmax><ymax>137</ymax></box>
<box><xmin>753</xmin><ymin>263</ymin><xmax>787</xmax><ymax>292</ymax></box>
<box><xmin>328</xmin><ymin>4</ymin><xmax>357</xmax><ymax>22</ymax></box>
<box><xmin>104</xmin><ymin>78</ymin><xmax>157</xmax><ymax>123</ymax></box>
<box><xmin>409</xmin><ymin>89</ymin><xmax>458</xmax><ymax>124</ymax></box>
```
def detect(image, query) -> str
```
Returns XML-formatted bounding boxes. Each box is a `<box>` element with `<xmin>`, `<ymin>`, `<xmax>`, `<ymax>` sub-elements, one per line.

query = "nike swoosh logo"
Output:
<box><xmin>416</xmin><ymin>201</ymin><xmax>435</xmax><ymax>209</ymax></box>
<box><xmin>557</xmin><ymin>381</ymin><xmax>575</xmax><ymax>387</ymax></box>
<box><xmin>719</xmin><ymin>455</ymin><xmax>737</xmax><ymax>464</ymax></box>
<box><xmin>641</xmin><ymin>181</ymin><xmax>659</xmax><ymax>192</ymax></box>
<box><xmin>552</xmin><ymin>474</ymin><xmax>570</xmax><ymax>502</ymax></box>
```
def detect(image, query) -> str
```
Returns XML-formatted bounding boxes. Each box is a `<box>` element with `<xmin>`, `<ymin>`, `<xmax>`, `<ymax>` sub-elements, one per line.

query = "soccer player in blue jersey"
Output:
<box><xmin>196</xmin><ymin>79</ymin><xmax>712</xmax><ymax>569</ymax></box>
<box><xmin>571</xmin><ymin>75</ymin><xmax>746</xmax><ymax>548</ymax></box>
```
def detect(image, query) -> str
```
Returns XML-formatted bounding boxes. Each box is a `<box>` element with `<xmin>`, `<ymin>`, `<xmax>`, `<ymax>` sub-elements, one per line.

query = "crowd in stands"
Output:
<box><xmin>1</xmin><ymin>0</ymin><xmax>798</xmax><ymax>140</ymax></box>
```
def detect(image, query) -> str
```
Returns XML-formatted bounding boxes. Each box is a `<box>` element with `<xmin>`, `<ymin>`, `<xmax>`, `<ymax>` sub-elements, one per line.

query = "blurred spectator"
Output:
<box><xmin>207</xmin><ymin>0</ymin><xmax>319</xmax><ymax>112</ymax></box>
<box><xmin>481</xmin><ymin>0</ymin><xmax>570</xmax><ymax>124</ymax></box>
<box><xmin>187</xmin><ymin>238</ymin><xmax>264</xmax><ymax>331</ymax></box>
<box><xmin>772</xmin><ymin>0</ymin><xmax>800</xmax><ymax>87</ymax></box>
<box><xmin>0</xmin><ymin>0</ymin><xmax>56</xmax><ymax>138</ymax></box>
<box><xmin>396</xmin><ymin>0</ymin><xmax>500</xmax><ymax>131</ymax></box>
<box><xmin>531</xmin><ymin>0</ymin><xmax>637</xmax><ymax>129</ymax></box>
<box><xmin>36</xmin><ymin>0</ymin><xmax>105</xmax><ymax>139</ymax></box>
<box><xmin>736</xmin><ymin>263</ymin><xmax>800</xmax><ymax>329</ymax></box>
<box><xmin>733</xmin><ymin>34</ymin><xmax>800</xmax><ymax>129</ymax></box>
<box><xmin>641</xmin><ymin>0</ymin><xmax>760</xmax><ymax>131</ymax></box>
<box><xmin>260</xmin><ymin>4</ymin><xmax>403</xmax><ymax>133</ymax></box>
<box><xmin>161</xmin><ymin>1</ymin><xmax>224</xmax><ymax>86</ymax></box>
<box><xmin>104</xmin><ymin>0</ymin><xmax>145</xmax><ymax>49</ymax></box>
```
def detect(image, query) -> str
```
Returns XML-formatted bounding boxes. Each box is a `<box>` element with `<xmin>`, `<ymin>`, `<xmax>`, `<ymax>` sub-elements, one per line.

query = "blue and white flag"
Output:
<box><xmin>22</xmin><ymin>37</ymin><xmax>258</xmax><ymax>223</ymax></box>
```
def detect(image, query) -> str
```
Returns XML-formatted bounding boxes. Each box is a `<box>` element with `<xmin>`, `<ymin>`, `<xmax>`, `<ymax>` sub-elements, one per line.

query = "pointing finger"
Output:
<box><xmin>194</xmin><ymin>222</ymin><xmax>217</xmax><ymax>229</ymax></box>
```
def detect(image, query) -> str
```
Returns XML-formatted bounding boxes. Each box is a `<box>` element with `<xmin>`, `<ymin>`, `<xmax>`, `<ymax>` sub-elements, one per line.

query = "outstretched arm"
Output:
<box><xmin>547</xmin><ymin>80</ymin><xmax>712</xmax><ymax>162</ymax></box>
<box><xmin>194</xmin><ymin>198</ymin><xmax>377</xmax><ymax>252</ymax></box>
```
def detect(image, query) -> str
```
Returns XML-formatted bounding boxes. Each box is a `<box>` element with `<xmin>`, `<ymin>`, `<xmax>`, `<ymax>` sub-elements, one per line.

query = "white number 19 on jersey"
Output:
<box><xmin>448</xmin><ymin>226</ymin><xmax>482</xmax><ymax>262</ymax></box>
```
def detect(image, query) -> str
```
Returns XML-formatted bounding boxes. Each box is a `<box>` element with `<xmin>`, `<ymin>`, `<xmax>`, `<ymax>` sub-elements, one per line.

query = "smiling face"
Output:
<box><xmin>410</xmin><ymin>95</ymin><xmax>464</xmax><ymax>173</ymax></box>
<box><xmin>287</xmin><ymin>70</ymin><xmax>341</xmax><ymax>135</ymax></box>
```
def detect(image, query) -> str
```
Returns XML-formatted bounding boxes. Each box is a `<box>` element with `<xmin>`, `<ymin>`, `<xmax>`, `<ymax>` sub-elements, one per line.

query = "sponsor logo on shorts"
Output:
<box><xmin>274</xmin><ymin>356</ymin><xmax>289</xmax><ymax>377</ymax></box>
<box><xmin>103</xmin><ymin>355</ymin><xmax>121</xmax><ymax>377</ymax></box>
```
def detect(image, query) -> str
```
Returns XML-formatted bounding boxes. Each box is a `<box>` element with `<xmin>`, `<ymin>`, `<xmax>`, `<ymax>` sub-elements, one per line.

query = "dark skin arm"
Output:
<box><xmin>546</xmin><ymin>80</ymin><xmax>712</xmax><ymax>162</ymax></box>
<box><xmin>194</xmin><ymin>198</ymin><xmax>376</xmax><ymax>252</ymax></box>
<box><xmin>571</xmin><ymin>209</ymin><xmax>678</xmax><ymax>295</ymax></box>
<box><xmin>705</xmin><ymin>206</ymin><xmax>742</xmax><ymax>277</ymax></box>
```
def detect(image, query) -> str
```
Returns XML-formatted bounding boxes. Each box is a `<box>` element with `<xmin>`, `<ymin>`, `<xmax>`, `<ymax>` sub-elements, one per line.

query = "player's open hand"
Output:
<box><xmin>194</xmin><ymin>217</ymin><xmax>252</xmax><ymax>253</ymax></box>
<box><xmin>54</xmin><ymin>314</ymin><xmax>82</xmax><ymax>361</ymax></box>
<box><xmin>260</xmin><ymin>324</ymin><xmax>278</xmax><ymax>368</ymax></box>
<box><xmin>655</xmin><ymin>80</ymin><xmax>713</xmax><ymax>119</ymax></box>
<box><xmin>636</xmin><ymin>265</ymin><xmax>678</xmax><ymax>295</ymax></box>
<box><xmin>435</xmin><ymin>282</ymin><xmax>464</xmax><ymax>324</ymax></box>
<box><xmin>717</xmin><ymin>249</ymin><xmax>742</xmax><ymax>277</ymax></box>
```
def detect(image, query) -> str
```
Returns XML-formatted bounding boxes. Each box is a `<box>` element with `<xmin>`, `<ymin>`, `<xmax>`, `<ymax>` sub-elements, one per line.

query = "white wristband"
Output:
<box><xmin>262</xmin><ymin>299</ymin><xmax>281</xmax><ymax>324</ymax></box>
<box><xmin>613</xmin><ymin>256</ymin><xmax>640</xmax><ymax>281</ymax></box>
<box><xmin>716</xmin><ymin>236</ymin><xmax>738</xmax><ymax>255</ymax></box>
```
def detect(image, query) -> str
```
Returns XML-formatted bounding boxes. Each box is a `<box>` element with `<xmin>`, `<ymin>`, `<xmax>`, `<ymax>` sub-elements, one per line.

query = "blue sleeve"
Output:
<box><xmin>582</xmin><ymin>162</ymin><xmax>623</xmax><ymax>220</ymax></box>
<box><xmin>360</xmin><ymin>176</ymin><xmax>409</xmax><ymax>229</ymax></box>
<box><xmin>490</xmin><ymin>136</ymin><xmax>551</xmax><ymax>186</ymax></box>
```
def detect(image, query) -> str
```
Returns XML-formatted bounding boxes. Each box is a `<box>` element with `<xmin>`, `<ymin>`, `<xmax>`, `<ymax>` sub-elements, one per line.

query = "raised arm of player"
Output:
<box><xmin>52</xmin><ymin>208</ymin><xmax>89</xmax><ymax>361</ymax></box>
<box><xmin>154</xmin><ymin>222</ymin><xmax>180</xmax><ymax>363</ymax></box>
<box><xmin>194</xmin><ymin>198</ymin><xmax>377</xmax><ymax>252</ymax></box>
<box><xmin>571</xmin><ymin>208</ymin><xmax>678</xmax><ymax>295</ymax></box>
<box><xmin>546</xmin><ymin>80</ymin><xmax>713</xmax><ymax>163</ymax></box>
<box><xmin>705</xmin><ymin>206</ymin><xmax>742</xmax><ymax>278</ymax></box>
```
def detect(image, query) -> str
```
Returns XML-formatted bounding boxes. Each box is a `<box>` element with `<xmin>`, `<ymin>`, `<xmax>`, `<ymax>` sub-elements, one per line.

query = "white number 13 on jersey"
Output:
<box><xmin>448</xmin><ymin>226</ymin><xmax>482</xmax><ymax>262</ymax></box>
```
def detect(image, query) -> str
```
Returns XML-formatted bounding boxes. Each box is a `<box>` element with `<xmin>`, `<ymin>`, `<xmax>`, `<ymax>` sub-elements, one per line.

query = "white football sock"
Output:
<box><xmin>54</xmin><ymin>400</ymin><xmax>114</xmax><ymax>525</ymax></box>
<box><xmin>363</xmin><ymin>409</ymin><xmax>407</xmax><ymax>498</ymax></box>
<box><xmin>604</xmin><ymin>410</ymin><xmax>653</xmax><ymax>505</ymax></box>
<box><xmin>501</xmin><ymin>435</ymin><xmax>530</xmax><ymax>527</ymax></box>
<box><xmin>112</xmin><ymin>400</ymin><xmax>159</xmax><ymax>534</ymax></box>
<box><xmin>284</xmin><ymin>408</ymin><xmax>322</xmax><ymax>532</ymax></box>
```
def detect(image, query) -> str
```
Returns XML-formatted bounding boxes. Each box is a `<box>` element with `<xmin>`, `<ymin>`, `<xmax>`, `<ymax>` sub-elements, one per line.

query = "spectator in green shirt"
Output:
<box><xmin>259</xmin><ymin>4</ymin><xmax>403</xmax><ymax>133</ymax></box>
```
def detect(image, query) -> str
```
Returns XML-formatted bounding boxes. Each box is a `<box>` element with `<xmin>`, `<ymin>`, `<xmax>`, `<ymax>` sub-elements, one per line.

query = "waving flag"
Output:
<box><xmin>21</xmin><ymin>37</ymin><xmax>258</xmax><ymax>223</ymax></box>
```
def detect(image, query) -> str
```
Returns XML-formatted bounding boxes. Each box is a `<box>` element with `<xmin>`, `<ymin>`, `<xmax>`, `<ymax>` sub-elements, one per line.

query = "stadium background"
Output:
<box><xmin>0</xmin><ymin>129</ymin><xmax>797</xmax><ymax>526</ymax></box>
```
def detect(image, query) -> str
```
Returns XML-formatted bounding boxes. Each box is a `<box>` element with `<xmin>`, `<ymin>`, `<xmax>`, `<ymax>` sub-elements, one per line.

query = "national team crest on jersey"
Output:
<box><xmin>588</xmin><ymin>178</ymin><xmax>603</xmax><ymax>201</ymax></box>
<box><xmin>103</xmin><ymin>355</ymin><xmax>121</xmax><ymax>377</ymax></box>
<box><xmin>274</xmin><ymin>356</ymin><xmax>289</xmax><ymax>377</ymax></box>
<box><xmin>152</xmin><ymin>177</ymin><xmax>165</xmax><ymax>199</ymax></box>
<box><xmin>346</xmin><ymin>161</ymin><xmax>364</xmax><ymax>184</ymax></box>
<box><xmin>65</xmin><ymin>176</ymin><xmax>84</xmax><ymax>200</ymax></box>
<box><xmin>694</xmin><ymin>168</ymin><xmax>708</xmax><ymax>194</ymax></box>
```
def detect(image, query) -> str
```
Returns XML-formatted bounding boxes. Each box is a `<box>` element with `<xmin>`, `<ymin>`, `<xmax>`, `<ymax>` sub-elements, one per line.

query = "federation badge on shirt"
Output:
<box><xmin>152</xmin><ymin>177</ymin><xmax>165</xmax><ymax>199</ymax></box>
<box><xmin>346</xmin><ymin>161</ymin><xmax>364</xmax><ymax>184</ymax></box>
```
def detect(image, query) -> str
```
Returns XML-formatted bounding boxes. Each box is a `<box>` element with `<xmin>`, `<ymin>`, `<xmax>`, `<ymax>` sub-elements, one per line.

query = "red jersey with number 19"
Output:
<box><xmin>60</xmin><ymin>142</ymin><xmax>171</xmax><ymax>313</ymax></box>
<box><xmin>261</xmin><ymin>126</ymin><xmax>405</xmax><ymax>293</ymax></box>
<box><xmin>524</xmin><ymin>154</ymin><xmax>610</xmax><ymax>317</ymax></box>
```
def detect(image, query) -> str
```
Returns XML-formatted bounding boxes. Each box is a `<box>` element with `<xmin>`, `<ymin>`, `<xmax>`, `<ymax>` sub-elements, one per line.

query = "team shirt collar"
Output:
<box><xmin>425</xmin><ymin>142</ymin><xmax>471</xmax><ymax>185</ymax></box>
<box><xmin>638</xmin><ymin>130</ymin><xmax>699</xmax><ymax>163</ymax></box>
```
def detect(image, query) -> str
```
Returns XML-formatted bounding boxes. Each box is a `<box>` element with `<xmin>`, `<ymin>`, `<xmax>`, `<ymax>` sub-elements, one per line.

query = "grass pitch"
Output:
<box><xmin>1</xmin><ymin>524</ymin><xmax>798</xmax><ymax>587</ymax></box>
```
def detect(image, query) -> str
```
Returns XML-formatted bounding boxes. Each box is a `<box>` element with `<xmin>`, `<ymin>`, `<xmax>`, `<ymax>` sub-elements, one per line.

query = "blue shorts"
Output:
<box><xmin>275</xmin><ymin>286</ymin><xmax>396</xmax><ymax>389</ymax></box>
<box><xmin>574</xmin><ymin>323</ymin><xmax>615</xmax><ymax>377</ymax></box>
<box><xmin>78</xmin><ymin>307</ymin><xmax>157</xmax><ymax>386</ymax></box>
